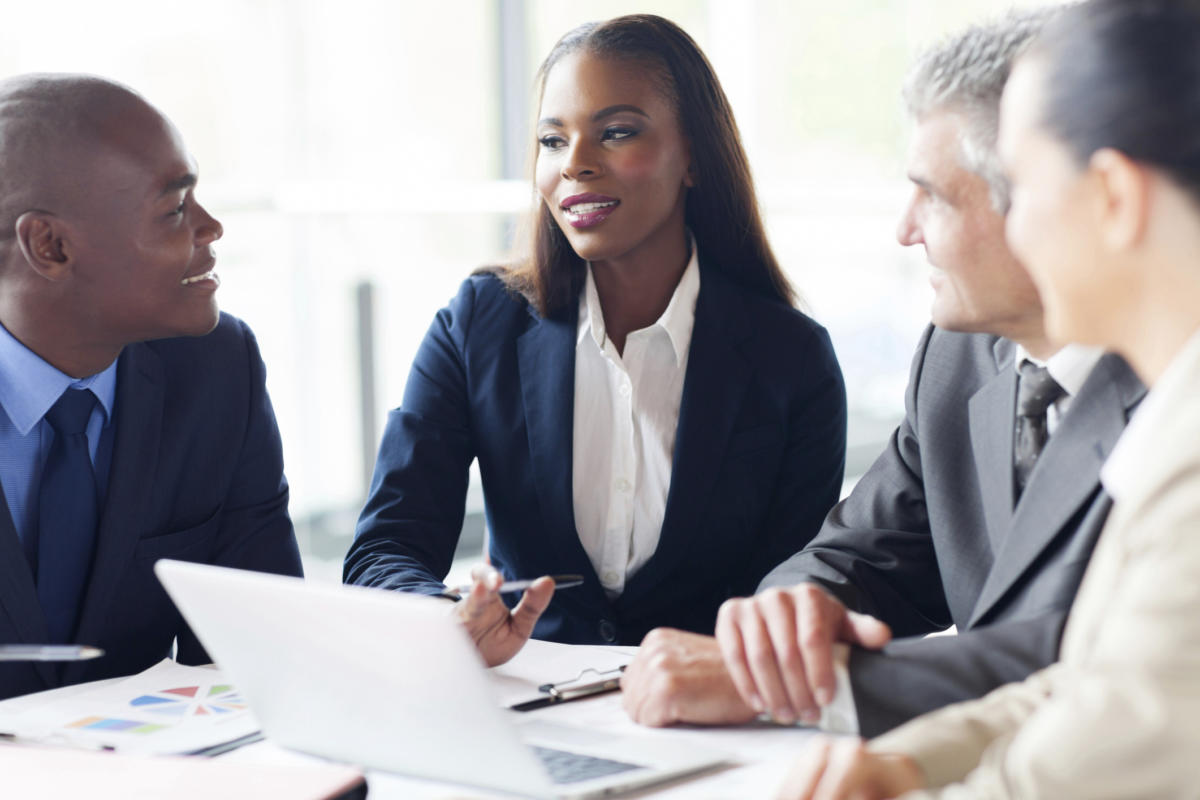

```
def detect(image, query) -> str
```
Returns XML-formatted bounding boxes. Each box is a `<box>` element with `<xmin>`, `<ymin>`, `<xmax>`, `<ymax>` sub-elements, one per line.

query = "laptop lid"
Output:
<box><xmin>155</xmin><ymin>560</ymin><xmax>557</xmax><ymax>797</ymax></box>
<box><xmin>154</xmin><ymin>561</ymin><xmax>723</xmax><ymax>799</ymax></box>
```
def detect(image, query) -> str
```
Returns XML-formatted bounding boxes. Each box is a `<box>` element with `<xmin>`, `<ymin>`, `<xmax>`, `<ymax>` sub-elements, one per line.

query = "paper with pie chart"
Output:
<box><xmin>0</xmin><ymin>659</ymin><xmax>260</xmax><ymax>754</ymax></box>
<box><xmin>123</xmin><ymin>682</ymin><xmax>248</xmax><ymax>720</ymax></box>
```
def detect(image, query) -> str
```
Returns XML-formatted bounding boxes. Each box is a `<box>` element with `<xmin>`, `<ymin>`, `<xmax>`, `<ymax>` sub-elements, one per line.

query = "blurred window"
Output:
<box><xmin>0</xmin><ymin>0</ymin><xmax>1043</xmax><ymax>581</ymax></box>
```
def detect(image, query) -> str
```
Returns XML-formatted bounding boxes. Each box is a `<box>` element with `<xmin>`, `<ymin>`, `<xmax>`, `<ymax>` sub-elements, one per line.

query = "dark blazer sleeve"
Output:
<box><xmin>758</xmin><ymin>325</ymin><xmax>952</xmax><ymax>636</ymax></box>
<box><xmin>343</xmin><ymin>278</ymin><xmax>478</xmax><ymax>596</ymax></box>
<box><xmin>734</xmin><ymin>322</ymin><xmax>846</xmax><ymax>595</ymax></box>
<box><xmin>849</xmin><ymin>613</ymin><xmax>1066</xmax><ymax>737</ymax></box>
<box><xmin>176</xmin><ymin>318</ymin><xmax>303</xmax><ymax>664</ymax></box>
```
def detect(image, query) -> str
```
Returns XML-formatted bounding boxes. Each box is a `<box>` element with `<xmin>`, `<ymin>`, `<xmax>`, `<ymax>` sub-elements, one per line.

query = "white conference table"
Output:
<box><xmin>0</xmin><ymin>641</ymin><xmax>818</xmax><ymax>798</ymax></box>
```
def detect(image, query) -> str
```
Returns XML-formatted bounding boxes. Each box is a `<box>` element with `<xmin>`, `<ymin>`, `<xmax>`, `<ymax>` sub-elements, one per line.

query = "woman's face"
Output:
<box><xmin>999</xmin><ymin>57</ymin><xmax>1115</xmax><ymax>348</ymax></box>
<box><xmin>535</xmin><ymin>50</ymin><xmax>693</xmax><ymax>268</ymax></box>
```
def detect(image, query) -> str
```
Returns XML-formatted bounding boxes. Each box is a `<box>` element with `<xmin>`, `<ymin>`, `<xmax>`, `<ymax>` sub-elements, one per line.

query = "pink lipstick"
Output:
<box><xmin>561</xmin><ymin>193</ymin><xmax>620</xmax><ymax>229</ymax></box>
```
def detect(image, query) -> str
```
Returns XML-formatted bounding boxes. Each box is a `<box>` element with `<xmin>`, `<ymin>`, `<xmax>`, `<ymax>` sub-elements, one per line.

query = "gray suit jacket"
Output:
<box><xmin>759</xmin><ymin>325</ymin><xmax>1145</xmax><ymax>736</ymax></box>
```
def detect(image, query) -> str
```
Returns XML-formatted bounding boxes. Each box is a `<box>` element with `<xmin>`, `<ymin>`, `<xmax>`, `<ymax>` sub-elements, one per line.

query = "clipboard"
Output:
<box><xmin>509</xmin><ymin>666</ymin><xmax>626</xmax><ymax>712</ymax></box>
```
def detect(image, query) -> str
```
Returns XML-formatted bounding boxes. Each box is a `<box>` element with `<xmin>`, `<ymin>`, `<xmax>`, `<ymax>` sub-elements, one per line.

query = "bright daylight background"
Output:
<box><xmin>0</xmin><ymin>0</ymin><xmax>1044</xmax><ymax>583</ymax></box>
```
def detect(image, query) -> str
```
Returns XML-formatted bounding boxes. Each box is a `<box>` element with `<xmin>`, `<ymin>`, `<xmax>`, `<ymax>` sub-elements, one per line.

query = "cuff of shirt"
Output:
<box><xmin>817</xmin><ymin>643</ymin><xmax>859</xmax><ymax>736</ymax></box>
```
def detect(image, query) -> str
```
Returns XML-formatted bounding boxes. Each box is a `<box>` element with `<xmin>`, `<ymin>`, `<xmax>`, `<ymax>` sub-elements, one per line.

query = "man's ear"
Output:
<box><xmin>14</xmin><ymin>211</ymin><xmax>73</xmax><ymax>280</ymax></box>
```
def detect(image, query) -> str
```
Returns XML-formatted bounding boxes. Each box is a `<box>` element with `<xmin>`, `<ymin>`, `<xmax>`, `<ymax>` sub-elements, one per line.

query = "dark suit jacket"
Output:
<box><xmin>760</xmin><ymin>325</ymin><xmax>1145</xmax><ymax>736</ymax></box>
<box><xmin>0</xmin><ymin>313</ymin><xmax>303</xmax><ymax>699</ymax></box>
<box><xmin>346</xmin><ymin>264</ymin><xmax>847</xmax><ymax>645</ymax></box>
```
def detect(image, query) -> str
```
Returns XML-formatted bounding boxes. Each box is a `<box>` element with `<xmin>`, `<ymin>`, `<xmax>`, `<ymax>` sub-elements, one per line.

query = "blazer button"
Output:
<box><xmin>598</xmin><ymin>619</ymin><xmax>617</xmax><ymax>643</ymax></box>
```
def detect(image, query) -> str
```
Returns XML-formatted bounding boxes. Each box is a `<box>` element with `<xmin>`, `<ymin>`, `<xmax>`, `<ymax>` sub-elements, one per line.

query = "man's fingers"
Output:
<box><xmin>619</xmin><ymin>666</ymin><xmax>671</xmax><ymax>728</ymax></box>
<box><xmin>759</xmin><ymin>592</ymin><xmax>816</xmax><ymax>723</ymax></box>
<box><xmin>716</xmin><ymin>601</ymin><xmax>764</xmax><ymax>714</ymax></box>
<box><xmin>621</xmin><ymin>631</ymin><xmax>671</xmax><ymax>726</ymax></box>
<box><xmin>795</xmin><ymin>593</ymin><xmax>837</xmax><ymax>715</ymax></box>
<box><xmin>842</xmin><ymin>611</ymin><xmax>892</xmax><ymax>649</ymax></box>
<box><xmin>619</xmin><ymin>661</ymin><xmax>646</xmax><ymax>721</ymax></box>
<box><xmin>738</xmin><ymin>603</ymin><xmax>796</xmax><ymax>724</ymax></box>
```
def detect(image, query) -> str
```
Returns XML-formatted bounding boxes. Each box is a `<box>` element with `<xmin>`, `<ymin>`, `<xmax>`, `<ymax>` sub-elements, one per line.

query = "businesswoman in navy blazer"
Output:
<box><xmin>345</xmin><ymin>14</ymin><xmax>846</xmax><ymax>665</ymax></box>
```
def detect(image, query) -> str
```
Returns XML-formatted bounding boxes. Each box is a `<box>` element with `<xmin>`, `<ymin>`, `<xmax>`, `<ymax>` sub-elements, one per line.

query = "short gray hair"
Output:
<box><xmin>902</xmin><ymin>8</ymin><xmax>1058</xmax><ymax>211</ymax></box>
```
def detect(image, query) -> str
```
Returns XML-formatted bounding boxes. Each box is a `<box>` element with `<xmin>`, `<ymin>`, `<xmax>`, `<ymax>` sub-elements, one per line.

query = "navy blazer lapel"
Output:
<box><xmin>515</xmin><ymin>306</ymin><xmax>597</xmax><ymax>582</ymax></box>
<box><xmin>968</xmin><ymin>354</ymin><xmax>1145</xmax><ymax>627</ymax></box>
<box><xmin>66</xmin><ymin>344</ymin><xmax>163</xmax><ymax>685</ymax></box>
<box><xmin>621</xmin><ymin>268</ymin><xmax>752</xmax><ymax>604</ymax></box>
<box><xmin>966</xmin><ymin>338</ymin><xmax>1017</xmax><ymax>553</ymax></box>
<box><xmin>0</xmin><ymin>486</ymin><xmax>54</xmax><ymax>688</ymax></box>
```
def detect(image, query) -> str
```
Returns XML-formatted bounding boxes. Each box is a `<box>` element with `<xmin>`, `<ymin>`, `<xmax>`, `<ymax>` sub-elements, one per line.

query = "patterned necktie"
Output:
<box><xmin>37</xmin><ymin>388</ymin><xmax>100</xmax><ymax>643</ymax></box>
<box><xmin>1013</xmin><ymin>362</ymin><xmax>1065</xmax><ymax>504</ymax></box>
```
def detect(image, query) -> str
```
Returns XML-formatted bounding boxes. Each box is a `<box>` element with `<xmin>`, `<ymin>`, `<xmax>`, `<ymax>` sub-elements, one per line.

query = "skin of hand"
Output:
<box><xmin>621</xmin><ymin>628</ymin><xmax>760</xmax><ymax>727</ymax></box>
<box><xmin>775</xmin><ymin>736</ymin><xmax>925</xmax><ymax>800</ymax></box>
<box><xmin>716</xmin><ymin>584</ymin><xmax>892</xmax><ymax>724</ymax></box>
<box><xmin>454</xmin><ymin>564</ymin><xmax>555</xmax><ymax>667</ymax></box>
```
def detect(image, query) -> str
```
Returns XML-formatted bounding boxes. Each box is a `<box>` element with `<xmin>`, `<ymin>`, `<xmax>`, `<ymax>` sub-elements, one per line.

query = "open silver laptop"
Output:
<box><xmin>154</xmin><ymin>560</ymin><xmax>726</xmax><ymax>799</ymax></box>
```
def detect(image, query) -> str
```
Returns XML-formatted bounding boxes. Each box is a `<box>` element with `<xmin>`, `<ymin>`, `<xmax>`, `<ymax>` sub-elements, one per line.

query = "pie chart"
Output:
<box><xmin>129</xmin><ymin>684</ymin><xmax>248</xmax><ymax>717</ymax></box>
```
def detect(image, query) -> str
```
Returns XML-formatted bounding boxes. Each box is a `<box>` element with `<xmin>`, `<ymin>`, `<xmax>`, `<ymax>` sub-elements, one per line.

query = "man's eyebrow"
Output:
<box><xmin>160</xmin><ymin>174</ymin><xmax>197</xmax><ymax>196</ymax></box>
<box><xmin>907</xmin><ymin>173</ymin><xmax>934</xmax><ymax>193</ymax></box>
<box><xmin>902</xmin><ymin>172</ymin><xmax>931</xmax><ymax>190</ymax></box>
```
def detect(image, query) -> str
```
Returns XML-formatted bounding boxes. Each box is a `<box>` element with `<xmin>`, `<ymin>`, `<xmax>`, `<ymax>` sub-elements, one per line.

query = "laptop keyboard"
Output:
<box><xmin>531</xmin><ymin>745</ymin><xmax>643</xmax><ymax>785</ymax></box>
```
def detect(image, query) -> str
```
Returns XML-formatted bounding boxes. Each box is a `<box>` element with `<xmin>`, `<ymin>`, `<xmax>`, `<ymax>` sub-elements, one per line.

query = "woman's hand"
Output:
<box><xmin>454</xmin><ymin>564</ymin><xmax>555</xmax><ymax>666</ymax></box>
<box><xmin>776</xmin><ymin>736</ymin><xmax>925</xmax><ymax>800</ymax></box>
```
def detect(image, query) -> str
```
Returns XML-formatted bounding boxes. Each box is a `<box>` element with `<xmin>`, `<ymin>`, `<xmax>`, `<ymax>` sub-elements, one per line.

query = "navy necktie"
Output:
<box><xmin>37</xmin><ymin>388</ymin><xmax>100</xmax><ymax>643</ymax></box>
<box><xmin>1013</xmin><ymin>362</ymin><xmax>1065</xmax><ymax>504</ymax></box>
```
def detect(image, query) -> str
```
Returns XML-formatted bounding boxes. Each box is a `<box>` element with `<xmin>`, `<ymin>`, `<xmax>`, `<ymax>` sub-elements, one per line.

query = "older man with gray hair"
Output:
<box><xmin>619</xmin><ymin>8</ymin><xmax>1144</xmax><ymax>737</ymax></box>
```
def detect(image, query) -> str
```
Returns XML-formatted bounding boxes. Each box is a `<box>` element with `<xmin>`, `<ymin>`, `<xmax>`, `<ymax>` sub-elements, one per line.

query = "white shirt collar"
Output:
<box><xmin>577</xmin><ymin>235</ymin><xmax>701</xmax><ymax>366</ymax></box>
<box><xmin>1014</xmin><ymin>342</ymin><xmax>1105</xmax><ymax>398</ymax></box>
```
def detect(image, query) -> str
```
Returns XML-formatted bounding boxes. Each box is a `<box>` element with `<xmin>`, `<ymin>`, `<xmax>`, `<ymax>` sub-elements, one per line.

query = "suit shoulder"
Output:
<box><xmin>905</xmin><ymin>327</ymin><xmax>1012</xmax><ymax>419</ymax></box>
<box><xmin>921</xmin><ymin>327</ymin><xmax>1009</xmax><ymax>378</ymax></box>
<box><xmin>142</xmin><ymin>312</ymin><xmax>260</xmax><ymax>374</ymax></box>
<box><xmin>145</xmin><ymin>312</ymin><xmax>251</xmax><ymax>351</ymax></box>
<box><xmin>460</xmin><ymin>270</ymin><xmax>529</xmax><ymax>306</ymax></box>
<box><xmin>716</xmin><ymin>285</ymin><xmax>842</xmax><ymax>399</ymax></box>
<box><xmin>727</xmin><ymin>283</ymin><xmax>832</xmax><ymax>349</ymax></box>
<box><xmin>439</xmin><ymin>271</ymin><xmax>537</xmax><ymax>340</ymax></box>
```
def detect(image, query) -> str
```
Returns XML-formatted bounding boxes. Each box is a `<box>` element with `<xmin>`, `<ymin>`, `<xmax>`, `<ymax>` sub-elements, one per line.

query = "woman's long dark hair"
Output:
<box><xmin>499</xmin><ymin>14</ymin><xmax>795</xmax><ymax>318</ymax></box>
<box><xmin>1031</xmin><ymin>0</ymin><xmax>1200</xmax><ymax>205</ymax></box>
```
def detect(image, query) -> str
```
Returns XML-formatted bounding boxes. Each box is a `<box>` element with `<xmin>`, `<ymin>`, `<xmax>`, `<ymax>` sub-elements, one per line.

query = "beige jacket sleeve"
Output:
<box><xmin>869</xmin><ymin>457</ymin><xmax>1200</xmax><ymax>799</ymax></box>
<box><xmin>867</xmin><ymin>665</ymin><xmax>1057</xmax><ymax>791</ymax></box>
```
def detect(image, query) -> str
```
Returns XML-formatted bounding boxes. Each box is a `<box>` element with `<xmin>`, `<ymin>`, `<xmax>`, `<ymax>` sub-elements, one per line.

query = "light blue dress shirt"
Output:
<box><xmin>0</xmin><ymin>323</ymin><xmax>118</xmax><ymax>564</ymax></box>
